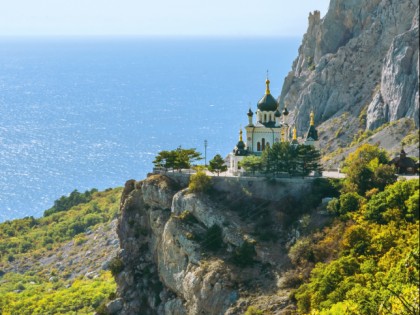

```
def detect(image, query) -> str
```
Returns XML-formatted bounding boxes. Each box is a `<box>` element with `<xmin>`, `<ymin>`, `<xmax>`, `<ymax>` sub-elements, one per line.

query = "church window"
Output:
<box><xmin>264</xmin><ymin>114</ymin><xmax>267</xmax><ymax>122</ymax></box>
<box><xmin>262</xmin><ymin>138</ymin><xmax>266</xmax><ymax>151</ymax></box>
<box><xmin>257</xmin><ymin>142</ymin><xmax>261</xmax><ymax>151</ymax></box>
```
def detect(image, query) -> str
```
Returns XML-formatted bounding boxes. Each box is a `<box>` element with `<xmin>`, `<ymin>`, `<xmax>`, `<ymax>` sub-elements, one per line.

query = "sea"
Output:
<box><xmin>0</xmin><ymin>37</ymin><xmax>301</xmax><ymax>222</ymax></box>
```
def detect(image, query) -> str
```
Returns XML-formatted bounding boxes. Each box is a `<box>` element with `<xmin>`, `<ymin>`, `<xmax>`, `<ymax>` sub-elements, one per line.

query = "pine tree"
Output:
<box><xmin>296</xmin><ymin>145</ymin><xmax>322</xmax><ymax>176</ymax></box>
<box><xmin>208</xmin><ymin>154</ymin><xmax>227</xmax><ymax>176</ymax></box>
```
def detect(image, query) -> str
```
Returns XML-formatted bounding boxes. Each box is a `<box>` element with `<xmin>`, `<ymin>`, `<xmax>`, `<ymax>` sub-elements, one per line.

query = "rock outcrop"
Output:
<box><xmin>279</xmin><ymin>0</ymin><xmax>419</xmax><ymax>150</ymax></box>
<box><xmin>112</xmin><ymin>175</ymin><xmax>322</xmax><ymax>314</ymax></box>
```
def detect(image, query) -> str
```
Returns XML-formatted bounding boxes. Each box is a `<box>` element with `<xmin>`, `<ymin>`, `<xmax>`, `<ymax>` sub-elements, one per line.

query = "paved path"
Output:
<box><xmin>322</xmin><ymin>171</ymin><xmax>346</xmax><ymax>179</ymax></box>
<box><xmin>161</xmin><ymin>169</ymin><xmax>418</xmax><ymax>181</ymax></box>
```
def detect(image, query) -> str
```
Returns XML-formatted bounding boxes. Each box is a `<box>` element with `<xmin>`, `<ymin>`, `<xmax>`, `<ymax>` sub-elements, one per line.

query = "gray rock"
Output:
<box><xmin>106</xmin><ymin>298</ymin><xmax>123</xmax><ymax>314</ymax></box>
<box><xmin>278</xmin><ymin>0</ymin><xmax>419</xmax><ymax>150</ymax></box>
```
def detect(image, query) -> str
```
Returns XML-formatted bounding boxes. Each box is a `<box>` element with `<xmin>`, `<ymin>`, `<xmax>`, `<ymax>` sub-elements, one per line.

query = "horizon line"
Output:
<box><xmin>0</xmin><ymin>34</ymin><xmax>302</xmax><ymax>40</ymax></box>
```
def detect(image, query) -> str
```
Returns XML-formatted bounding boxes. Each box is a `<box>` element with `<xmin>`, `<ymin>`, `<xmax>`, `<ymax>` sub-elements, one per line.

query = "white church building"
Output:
<box><xmin>228</xmin><ymin>77</ymin><xmax>318</xmax><ymax>175</ymax></box>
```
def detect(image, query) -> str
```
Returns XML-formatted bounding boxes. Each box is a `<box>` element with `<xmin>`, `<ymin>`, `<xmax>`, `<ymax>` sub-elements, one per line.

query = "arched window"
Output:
<box><xmin>257</xmin><ymin>142</ymin><xmax>261</xmax><ymax>151</ymax></box>
<box><xmin>264</xmin><ymin>114</ymin><xmax>267</xmax><ymax>122</ymax></box>
<box><xmin>266</xmin><ymin>142</ymin><xmax>270</xmax><ymax>149</ymax></box>
<box><xmin>262</xmin><ymin>138</ymin><xmax>266</xmax><ymax>151</ymax></box>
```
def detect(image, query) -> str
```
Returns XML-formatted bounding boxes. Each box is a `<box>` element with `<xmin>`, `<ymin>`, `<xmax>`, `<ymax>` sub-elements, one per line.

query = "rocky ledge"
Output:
<box><xmin>108</xmin><ymin>174</ymin><xmax>325</xmax><ymax>314</ymax></box>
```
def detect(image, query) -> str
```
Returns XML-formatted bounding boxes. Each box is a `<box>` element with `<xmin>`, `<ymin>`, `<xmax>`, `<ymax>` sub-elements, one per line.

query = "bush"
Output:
<box><xmin>188</xmin><ymin>171</ymin><xmax>212</xmax><ymax>193</ymax></box>
<box><xmin>245</xmin><ymin>306</ymin><xmax>266</xmax><ymax>315</ymax></box>
<box><xmin>108</xmin><ymin>257</ymin><xmax>124</xmax><ymax>276</ymax></box>
<box><xmin>339</xmin><ymin>192</ymin><xmax>363</xmax><ymax>215</ymax></box>
<box><xmin>327</xmin><ymin>192</ymin><xmax>363</xmax><ymax>216</ymax></box>
<box><xmin>232</xmin><ymin>240</ymin><xmax>256</xmax><ymax>267</ymax></box>
<box><xmin>288</xmin><ymin>237</ymin><xmax>314</xmax><ymax>265</ymax></box>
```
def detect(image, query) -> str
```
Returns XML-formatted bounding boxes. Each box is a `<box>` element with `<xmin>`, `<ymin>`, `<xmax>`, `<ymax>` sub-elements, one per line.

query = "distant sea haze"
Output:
<box><xmin>0</xmin><ymin>37</ymin><xmax>300</xmax><ymax>221</ymax></box>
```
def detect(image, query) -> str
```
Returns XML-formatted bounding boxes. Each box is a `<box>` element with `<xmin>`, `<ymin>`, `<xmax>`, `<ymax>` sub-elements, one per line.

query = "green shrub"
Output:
<box><xmin>245</xmin><ymin>306</ymin><xmax>266</xmax><ymax>315</ymax></box>
<box><xmin>339</xmin><ymin>192</ymin><xmax>363</xmax><ymax>215</ymax></box>
<box><xmin>232</xmin><ymin>240</ymin><xmax>256</xmax><ymax>267</ymax></box>
<box><xmin>188</xmin><ymin>171</ymin><xmax>212</xmax><ymax>193</ymax></box>
<box><xmin>108</xmin><ymin>257</ymin><xmax>124</xmax><ymax>276</ymax></box>
<box><xmin>289</xmin><ymin>237</ymin><xmax>315</xmax><ymax>265</ymax></box>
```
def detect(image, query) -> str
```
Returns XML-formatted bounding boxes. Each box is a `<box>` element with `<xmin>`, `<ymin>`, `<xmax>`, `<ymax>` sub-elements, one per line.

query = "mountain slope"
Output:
<box><xmin>0</xmin><ymin>187</ymin><xmax>122</xmax><ymax>315</ymax></box>
<box><xmin>279</xmin><ymin>0</ymin><xmax>419</xmax><ymax>159</ymax></box>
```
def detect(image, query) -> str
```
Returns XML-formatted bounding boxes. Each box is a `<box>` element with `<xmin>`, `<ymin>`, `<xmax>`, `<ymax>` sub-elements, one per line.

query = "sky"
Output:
<box><xmin>0</xmin><ymin>0</ymin><xmax>330</xmax><ymax>37</ymax></box>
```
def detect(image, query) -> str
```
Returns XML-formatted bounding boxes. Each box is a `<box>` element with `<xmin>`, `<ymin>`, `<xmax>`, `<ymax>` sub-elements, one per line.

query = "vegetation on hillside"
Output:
<box><xmin>0</xmin><ymin>188</ymin><xmax>121</xmax><ymax>261</ymax></box>
<box><xmin>0</xmin><ymin>187</ymin><xmax>122</xmax><ymax>315</ymax></box>
<box><xmin>44</xmin><ymin>188</ymin><xmax>98</xmax><ymax>217</ymax></box>
<box><xmin>288</xmin><ymin>144</ymin><xmax>419</xmax><ymax>314</ymax></box>
<box><xmin>0</xmin><ymin>271</ymin><xmax>115</xmax><ymax>315</ymax></box>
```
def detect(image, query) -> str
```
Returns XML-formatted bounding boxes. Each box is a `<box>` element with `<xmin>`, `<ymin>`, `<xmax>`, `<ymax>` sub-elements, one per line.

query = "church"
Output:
<box><xmin>228</xmin><ymin>77</ymin><xmax>318</xmax><ymax>175</ymax></box>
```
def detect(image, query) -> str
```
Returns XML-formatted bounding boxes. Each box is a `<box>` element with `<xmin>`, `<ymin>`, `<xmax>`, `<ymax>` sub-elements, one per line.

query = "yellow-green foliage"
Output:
<box><xmin>294</xmin><ymin>179</ymin><xmax>419</xmax><ymax>314</ymax></box>
<box><xmin>245</xmin><ymin>306</ymin><xmax>269</xmax><ymax>315</ymax></box>
<box><xmin>188</xmin><ymin>171</ymin><xmax>212</xmax><ymax>193</ymax></box>
<box><xmin>402</xmin><ymin>131</ymin><xmax>419</xmax><ymax>147</ymax></box>
<box><xmin>0</xmin><ymin>187</ymin><xmax>122</xmax><ymax>314</ymax></box>
<box><xmin>0</xmin><ymin>271</ymin><xmax>115</xmax><ymax>315</ymax></box>
<box><xmin>0</xmin><ymin>187</ymin><xmax>122</xmax><ymax>262</ymax></box>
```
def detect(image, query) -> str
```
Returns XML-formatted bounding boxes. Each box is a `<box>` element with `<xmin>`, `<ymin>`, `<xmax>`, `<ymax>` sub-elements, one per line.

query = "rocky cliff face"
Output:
<box><xmin>111</xmin><ymin>175</ymin><xmax>322</xmax><ymax>314</ymax></box>
<box><xmin>279</xmin><ymin>0</ymin><xmax>419</xmax><ymax>149</ymax></box>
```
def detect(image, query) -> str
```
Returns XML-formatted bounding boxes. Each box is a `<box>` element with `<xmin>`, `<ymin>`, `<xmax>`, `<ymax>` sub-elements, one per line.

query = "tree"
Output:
<box><xmin>341</xmin><ymin>144</ymin><xmax>393</xmax><ymax>194</ymax></box>
<box><xmin>174</xmin><ymin>147</ymin><xmax>202</xmax><ymax>170</ymax></box>
<box><xmin>296</xmin><ymin>144</ymin><xmax>322</xmax><ymax>176</ymax></box>
<box><xmin>153</xmin><ymin>147</ymin><xmax>202</xmax><ymax>172</ymax></box>
<box><xmin>261</xmin><ymin>142</ymin><xmax>298</xmax><ymax>176</ymax></box>
<box><xmin>373</xmin><ymin>164</ymin><xmax>398</xmax><ymax>191</ymax></box>
<box><xmin>152</xmin><ymin>150</ymin><xmax>177</xmax><ymax>171</ymax></box>
<box><xmin>239</xmin><ymin>155</ymin><xmax>263</xmax><ymax>175</ymax></box>
<box><xmin>208</xmin><ymin>154</ymin><xmax>227</xmax><ymax>176</ymax></box>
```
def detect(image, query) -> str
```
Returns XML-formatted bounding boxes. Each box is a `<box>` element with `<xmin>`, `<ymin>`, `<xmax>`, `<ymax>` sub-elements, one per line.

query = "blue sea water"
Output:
<box><xmin>0</xmin><ymin>37</ymin><xmax>300</xmax><ymax>221</ymax></box>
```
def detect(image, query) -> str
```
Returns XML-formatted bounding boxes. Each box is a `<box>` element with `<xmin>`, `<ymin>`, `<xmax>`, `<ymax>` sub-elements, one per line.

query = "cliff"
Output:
<box><xmin>279</xmin><ymin>0</ymin><xmax>419</xmax><ymax>156</ymax></box>
<box><xmin>110</xmin><ymin>175</ymin><xmax>328</xmax><ymax>314</ymax></box>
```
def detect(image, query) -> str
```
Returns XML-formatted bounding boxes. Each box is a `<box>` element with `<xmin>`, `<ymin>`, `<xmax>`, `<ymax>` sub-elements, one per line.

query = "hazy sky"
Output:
<box><xmin>0</xmin><ymin>0</ymin><xmax>330</xmax><ymax>37</ymax></box>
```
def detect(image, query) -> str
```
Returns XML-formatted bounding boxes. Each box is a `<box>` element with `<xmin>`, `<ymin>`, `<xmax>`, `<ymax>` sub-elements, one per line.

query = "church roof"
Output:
<box><xmin>233</xmin><ymin>129</ymin><xmax>248</xmax><ymax>156</ymax></box>
<box><xmin>257</xmin><ymin>94</ymin><xmax>278</xmax><ymax>112</ymax></box>
<box><xmin>257</xmin><ymin>78</ymin><xmax>278</xmax><ymax>112</ymax></box>
<box><xmin>306</xmin><ymin>110</ymin><xmax>318</xmax><ymax>140</ymax></box>
<box><xmin>306</xmin><ymin>125</ymin><xmax>318</xmax><ymax>141</ymax></box>
<box><xmin>234</xmin><ymin>140</ymin><xmax>248</xmax><ymax>156</ymax></box>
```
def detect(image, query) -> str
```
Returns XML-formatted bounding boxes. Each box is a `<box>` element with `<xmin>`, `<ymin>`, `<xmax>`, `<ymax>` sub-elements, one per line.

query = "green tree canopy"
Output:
<box><xmin>341</xmin><ymin>144</ymin><xmax>395</xmax><ymax>194</ymax></box>
<box><xmin>296</xmin><ymin>144</ymin><xmax>322</xmax><ymax>176</ymax></box>
<box><xmin>259</xmin><ymin>142</ymin><xmax>321</xmax><ymax>176</ymax></box>
<box><xmin>239</xmin><ymin>155</ymin><xmax>263</xmax><ymax>175</ymax></box>
<box><xmin>153</xmin><ymin>147</ymin><xmax>202</xmax><ymax>171</ymax></box>
<box><xmin>208</xmin><ymin>154</ymin><xmax>227</xmax><ymax>176</ymax></box>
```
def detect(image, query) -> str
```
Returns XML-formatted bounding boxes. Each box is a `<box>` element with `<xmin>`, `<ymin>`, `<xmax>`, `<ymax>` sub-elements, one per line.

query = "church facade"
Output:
<box><xmin>228</xmin><ymin>77</ymin><xmax>318</xmax><ymax>175</ymax></box>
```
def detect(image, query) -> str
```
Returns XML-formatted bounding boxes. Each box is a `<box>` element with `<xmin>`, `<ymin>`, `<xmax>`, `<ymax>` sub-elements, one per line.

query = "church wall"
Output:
<box><xmin>246</xmin><ymin>127</ymin><xmax>281</xmax><ymax>153</ymax></box>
